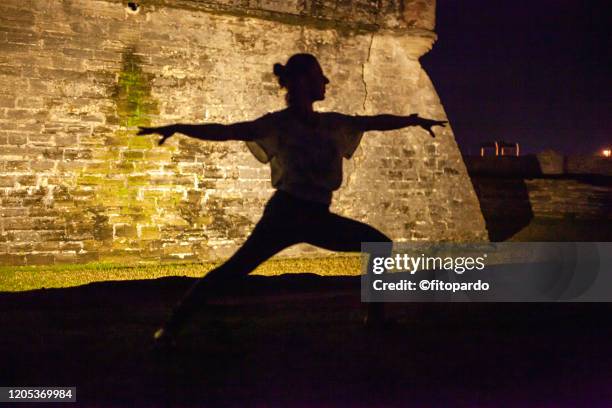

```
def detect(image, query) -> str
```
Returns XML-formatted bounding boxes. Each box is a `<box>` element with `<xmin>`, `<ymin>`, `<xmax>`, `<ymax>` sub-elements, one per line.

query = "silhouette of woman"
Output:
<box><xmin>138</xmin><ymin>53</ymin><xmax>446</xmax><ymax>347</ymax></box>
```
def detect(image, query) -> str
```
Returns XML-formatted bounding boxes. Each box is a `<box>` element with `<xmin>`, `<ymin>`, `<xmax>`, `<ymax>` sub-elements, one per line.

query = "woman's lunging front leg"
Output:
<box><xmin>157</xmin><ymin>214</ymin><xmax>299</xmax><ymax>341</ymax></box>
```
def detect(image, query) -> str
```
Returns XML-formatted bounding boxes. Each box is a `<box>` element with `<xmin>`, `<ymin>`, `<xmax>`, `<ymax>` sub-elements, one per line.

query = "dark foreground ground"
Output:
<box><xmin>1</xmin><ymin>274</ymin><xmax>612</xmax><ymax>407</ymax></box>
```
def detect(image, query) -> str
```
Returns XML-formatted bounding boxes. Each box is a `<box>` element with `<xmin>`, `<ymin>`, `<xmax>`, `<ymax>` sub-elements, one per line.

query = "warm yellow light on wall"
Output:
<box><xmin>603</xmin><ymin>149</ymin><xmax>611</xmax><ymax>158</ymax></box>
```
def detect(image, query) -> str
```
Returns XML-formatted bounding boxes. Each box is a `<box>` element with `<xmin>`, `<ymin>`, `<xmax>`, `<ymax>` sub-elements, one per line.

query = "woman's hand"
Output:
<box><xmin>137</xmin><ymin>125</ymin><xmax>176</xmax><ymax>145</ymax></box>
<box><xmin>415</xmin><ymin>116</ymin><xmax>447</xmax><ymax>138</ymax></box>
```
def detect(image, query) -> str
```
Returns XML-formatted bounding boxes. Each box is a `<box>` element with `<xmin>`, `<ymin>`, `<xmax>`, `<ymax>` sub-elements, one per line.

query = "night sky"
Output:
<box><xmin>420</xmin><ymin>0</ymin><xmax>610</xmax><ymax>155</ymax></box>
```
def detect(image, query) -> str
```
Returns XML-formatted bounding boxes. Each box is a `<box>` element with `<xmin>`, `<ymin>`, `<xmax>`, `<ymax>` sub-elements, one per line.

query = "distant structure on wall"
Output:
<box><xmin>0</xmin><ymin>0</ymin><xmax>488</xmax><ymax>266</ymax></box>
<box><xmin>479</xmin><ymin>141</ymin><xmax>520</xmax><ymax>157</ymax></box>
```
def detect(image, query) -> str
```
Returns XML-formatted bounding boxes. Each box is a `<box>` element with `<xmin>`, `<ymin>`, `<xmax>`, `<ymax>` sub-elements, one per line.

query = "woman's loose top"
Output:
<box><xmin>246</xmin><ymin>109</ymin><xmax>364</xmax><ymax>205</ymax></box>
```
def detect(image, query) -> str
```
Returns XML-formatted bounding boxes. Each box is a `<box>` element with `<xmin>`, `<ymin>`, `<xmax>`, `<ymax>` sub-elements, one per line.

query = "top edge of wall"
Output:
<box><xmin>109</xmin><ymin>0</ymin><xmax>437</xmax><ymax>35</ymax></box>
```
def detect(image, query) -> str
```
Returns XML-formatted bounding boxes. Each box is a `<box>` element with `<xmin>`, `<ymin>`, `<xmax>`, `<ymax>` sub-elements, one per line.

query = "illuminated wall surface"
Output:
<box><xmin>0</xmin><ymin>0</ymin><xmax>488</xmax><ymax>266</ymax></box>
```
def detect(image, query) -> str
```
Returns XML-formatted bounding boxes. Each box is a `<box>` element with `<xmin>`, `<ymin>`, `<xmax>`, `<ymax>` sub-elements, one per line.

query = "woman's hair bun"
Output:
<box><xmin>273</xmin><ymin>63</ymin><xmax>284</xmax><ymax>77</ymax></box>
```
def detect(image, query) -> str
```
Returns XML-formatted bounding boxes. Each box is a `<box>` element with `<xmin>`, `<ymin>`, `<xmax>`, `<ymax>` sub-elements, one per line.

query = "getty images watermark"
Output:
<box><xmin>360</xmin><ymin>242</ymin><xmax>612</xmax><ymax>302</ymax></box>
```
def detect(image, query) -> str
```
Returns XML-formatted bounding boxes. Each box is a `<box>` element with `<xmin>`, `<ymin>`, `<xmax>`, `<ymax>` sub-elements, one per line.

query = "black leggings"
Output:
<box><xmin>164</xmin><ymin>189</ymin><xmax>392</xmax><ymax>332</ymax></box>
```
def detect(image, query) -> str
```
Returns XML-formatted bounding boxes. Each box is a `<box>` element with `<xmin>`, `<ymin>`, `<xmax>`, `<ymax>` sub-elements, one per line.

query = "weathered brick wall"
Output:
<box><xmin>0</xmin><ymin>0</ymin><xmax>487</xmax><ymax>266</ymax></box>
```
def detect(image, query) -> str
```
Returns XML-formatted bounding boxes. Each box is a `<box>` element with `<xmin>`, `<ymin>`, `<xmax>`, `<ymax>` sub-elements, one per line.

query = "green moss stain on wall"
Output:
<box><xmin>77</xmin><ymin>47</ymin><xmax>167</xmax><ymax>260</ymax></box>
<box><xmin>70</xmin><ymin>46</ymin><xmax>255</xmax><ymax>262</ymax></box>
<box><xmin>111</xmin><ymin>47</ymin><xmax>159</xmax><ymax>129</ymax></box>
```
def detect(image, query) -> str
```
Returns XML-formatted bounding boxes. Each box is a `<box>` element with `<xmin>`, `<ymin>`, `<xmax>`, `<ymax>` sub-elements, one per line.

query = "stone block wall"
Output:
<box><xmin>0</xmin><ymin>0</ymin><xmax>487</xmax><ymax>266</ymax></box>
<box><xmin>525</xmin><ymin>178</ymin><xmax>612</xmax><ymax>219</ymax></box>
<box><xmin>566</xmin><ymin>155</ymin><xmax>612</xmax><ymax>176</ymax></box>
<box><xmin>471</xmin><ymin>176</ymin><xmax>612</xmax><ymax>221</ymax></box>
<box><xmin>467</xmin><ymin>155</ymin><xmax>612</xmax><ymax>240</ymax></box>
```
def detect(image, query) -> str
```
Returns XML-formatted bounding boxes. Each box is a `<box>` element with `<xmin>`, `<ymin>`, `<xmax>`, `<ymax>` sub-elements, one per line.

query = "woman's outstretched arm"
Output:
<box><xmin>349</xmin><ymin>114</ymin><xmax>447</xmax><ymax>138</ymax></box>
<box><xmin>137</xmin><ymin>119</ymin><xmax>267</xmax><ymax>146</ymax></box>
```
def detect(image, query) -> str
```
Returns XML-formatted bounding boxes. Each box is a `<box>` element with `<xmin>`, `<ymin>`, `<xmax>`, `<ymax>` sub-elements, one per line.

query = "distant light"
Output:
<box><xmin>603</xmin><ymin>149</ymin><xmax>611</xmax><ymax>158</ymax></box>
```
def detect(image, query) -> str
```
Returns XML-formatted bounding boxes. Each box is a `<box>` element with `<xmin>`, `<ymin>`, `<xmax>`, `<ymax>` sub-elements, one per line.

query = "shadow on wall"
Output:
<box><xmin>465</xmin><ymin>156</ymin><xmax>541</xmax><ymax>241</ymax></box>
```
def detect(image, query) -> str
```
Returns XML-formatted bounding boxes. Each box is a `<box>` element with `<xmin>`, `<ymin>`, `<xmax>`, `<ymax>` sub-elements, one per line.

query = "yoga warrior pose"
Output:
<box><xmin>138</xmin><ymin>53</ymin><xmax>446</xmax><ymax>347</ymax></box>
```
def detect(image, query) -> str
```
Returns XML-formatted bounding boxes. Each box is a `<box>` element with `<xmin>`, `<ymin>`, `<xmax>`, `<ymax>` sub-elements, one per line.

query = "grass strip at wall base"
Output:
<box><xmin>0</xmin><ymin>255</ymin><xmax>361</xmax><ymax>292</ymax></box>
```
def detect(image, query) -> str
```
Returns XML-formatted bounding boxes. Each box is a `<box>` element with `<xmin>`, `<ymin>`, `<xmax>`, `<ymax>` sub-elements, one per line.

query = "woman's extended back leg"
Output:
<box><xmin>303</xmin><ymin>212</ymin><xmax>392</xmax><ymax>326</ymax></box>
<box><xmin>304</xmin><ymin>212</ymin><xmax>392</xmax><ymax>251</ymax></box>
